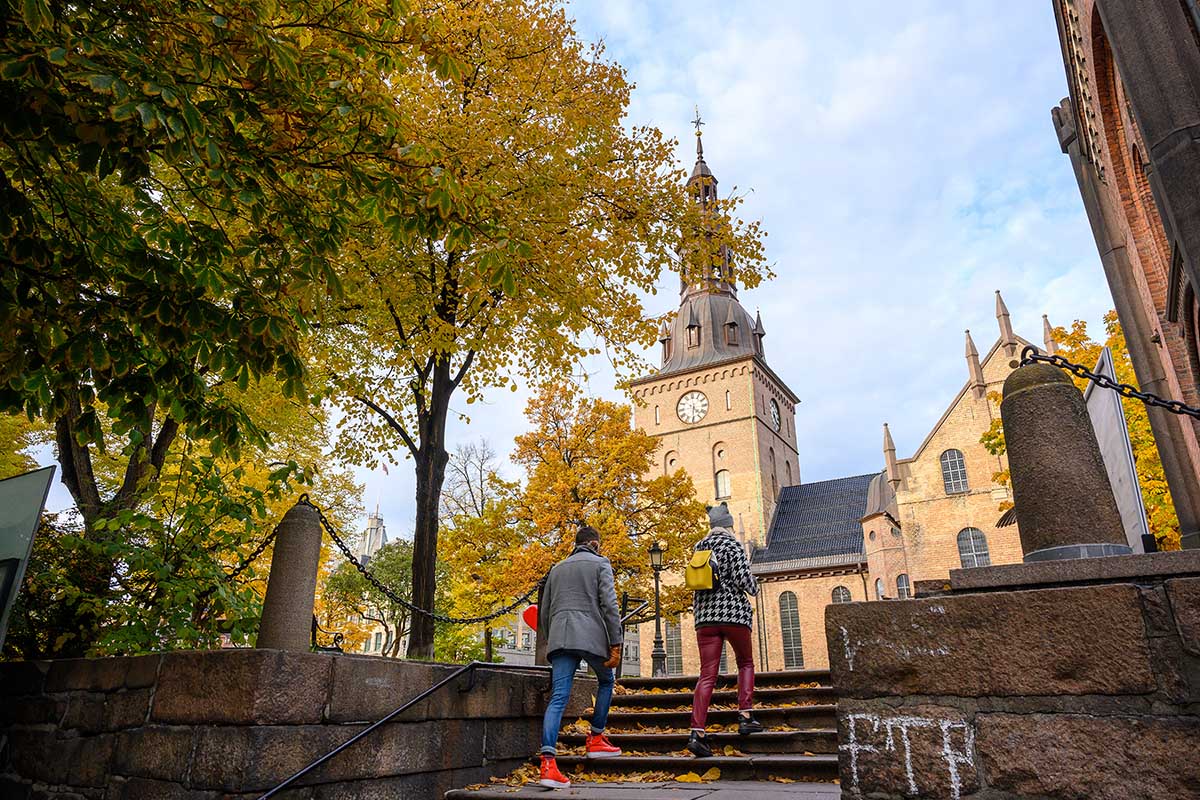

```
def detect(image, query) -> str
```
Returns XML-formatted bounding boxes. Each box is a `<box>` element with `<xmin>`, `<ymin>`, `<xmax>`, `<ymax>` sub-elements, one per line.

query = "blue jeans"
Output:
<box><xmin>540</xmin><ymin>649</ymin><xmax>615</xmax><ymax>754</ymax></box>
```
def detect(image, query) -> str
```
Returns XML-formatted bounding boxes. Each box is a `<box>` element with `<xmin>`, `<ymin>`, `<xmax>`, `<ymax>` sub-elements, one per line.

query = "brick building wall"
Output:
<box><xmin>1052</xmin><ymin>0</ymin><xmax>1200</xmax><ymax>547</ymax></box>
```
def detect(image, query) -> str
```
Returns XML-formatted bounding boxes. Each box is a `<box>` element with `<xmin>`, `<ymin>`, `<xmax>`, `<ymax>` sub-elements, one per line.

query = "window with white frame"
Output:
<box><xmin>957</xmin><ymin>527</ymin><xmax>992</xmax><ymax>568</ymax></box>
<box><xmin>779</xmin><ymin>591</ymin><xmax>804</xmax><ymax>669</ymax></box>
<box><xmin>715</xmin><ymin>469</ymin><xmax>731</xmax><ymax>500</ymax></box>
<box><xmin>896</xmin><ymin>573</ymin><xmax>911</xmax><ymax>599</ymax></box>
<box><xmin>831</xmin><ymin>585</ymin><xmax>851</xmax><ymax>604</ymax></box>
<box><xmin>940</xmin><ymin>449</ymin><xmax>969</xmax><ymax>494</ymax></box>
<box><xmin>665</xmin><ymin>621</ymin><xmax>684</xmax><ymax>675</ymax></box>
<box><xmin>875</xmin><ymin>578</ymin><xmax>885</xmax><ymax>600</ymax></box>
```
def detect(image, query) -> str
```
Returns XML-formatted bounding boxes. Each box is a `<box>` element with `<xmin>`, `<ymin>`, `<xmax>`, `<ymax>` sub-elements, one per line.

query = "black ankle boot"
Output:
<box><xmin>738</xmin><ymin>715</ymin><xmax>764</xmax><ymax>736</ymax></box>
<box><xmin>686</xmin><ymin>730</ymin><xmax>713</xmax><ymax>758</ymax></box>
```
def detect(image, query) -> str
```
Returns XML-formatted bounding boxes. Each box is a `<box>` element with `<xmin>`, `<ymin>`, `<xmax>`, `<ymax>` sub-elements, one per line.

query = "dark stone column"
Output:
<box><xmin>1053</xmin><ymin>99</ymin><xmax>1200</xmax><ymax>549</ymax></box>
<box><xmin>256</xmin><ymin>501</ymin><xmax>323</xmax><ymax>651</ymax></box>
<box><xmin>1001</xmin><ymin>363</ymin><xmax>1131</xmax><ymax>561</ymax></box>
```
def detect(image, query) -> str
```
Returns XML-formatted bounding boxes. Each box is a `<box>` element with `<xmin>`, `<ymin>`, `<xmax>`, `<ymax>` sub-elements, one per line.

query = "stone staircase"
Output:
<box><xmin>446</xmin><ymin>668</ymin><xmax>840</xmax><ymax>797</ymax></box>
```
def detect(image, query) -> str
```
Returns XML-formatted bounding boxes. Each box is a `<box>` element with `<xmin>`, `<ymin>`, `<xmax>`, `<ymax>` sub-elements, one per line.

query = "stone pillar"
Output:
<box><xmin>257</xmin><ymin>501</ymin><xmax>323</xmax><ymax>651</ymax></box>
<box><xmin>1001</xmin><ymin>363</ymin><xmax>1132</xmax><ymax>561</ymax></box>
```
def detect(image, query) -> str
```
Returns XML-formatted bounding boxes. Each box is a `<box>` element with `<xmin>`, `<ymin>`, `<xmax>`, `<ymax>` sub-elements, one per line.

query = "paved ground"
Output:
<box><xmin>444</xmin><ymin>780</ymin><xmax>842</xmax><ymax>799</ymax></box>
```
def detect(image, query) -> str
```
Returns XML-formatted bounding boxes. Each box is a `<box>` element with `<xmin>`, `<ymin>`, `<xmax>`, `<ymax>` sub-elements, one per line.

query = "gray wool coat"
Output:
<box><xmin>542</xmin><ymin>546</ymin><xmax>623</xmax><ymax>661</ymax></box>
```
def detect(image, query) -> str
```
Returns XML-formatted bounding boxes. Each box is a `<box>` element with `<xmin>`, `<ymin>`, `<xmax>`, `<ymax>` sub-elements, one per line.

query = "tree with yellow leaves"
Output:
<box><xmin>322</xmin><ymin>0</ymin><xmax>768</xmax><ymax>657</ymax></box>
<box><xmin>980</xmin><ymin>311</ymin><xmax>1180</xmax><ymax>549</ymax></box>
<box><xmin>440</xmin><ymin>384</ymin><xmax>708</xmax><ymax>636</ymax></box>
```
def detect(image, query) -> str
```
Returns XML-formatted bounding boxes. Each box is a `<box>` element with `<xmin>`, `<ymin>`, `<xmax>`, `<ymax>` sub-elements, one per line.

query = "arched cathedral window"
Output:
<box><xmin>831</xmin><ymin>586</ymin><xmax>851</xmax><ymax>604</ymax></box>
<box><xmin>940</xmin><ymin>449</ymin><xmax>969</xmax><ymax>494</ymax></box>
<box><xmin>715</xmin><ymin>469</ymin><xmax>731</xmax><ymax>500</ymax></box>
<box><xmin>779</xmin><ymin>591</ymin><xmax>804</xmax><ymax>669</ymax></box>
<box><xmin>957</xmin><ymin>528</ymin><xmax>991</xmax><ymax>568</ymax></box>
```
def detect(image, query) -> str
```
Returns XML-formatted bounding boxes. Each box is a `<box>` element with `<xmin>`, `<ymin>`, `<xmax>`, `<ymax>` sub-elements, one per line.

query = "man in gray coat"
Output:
<box><xmin>536</xmin><ymin>525</ymin><xmax>623</xmax><ymax>788</ymax></box>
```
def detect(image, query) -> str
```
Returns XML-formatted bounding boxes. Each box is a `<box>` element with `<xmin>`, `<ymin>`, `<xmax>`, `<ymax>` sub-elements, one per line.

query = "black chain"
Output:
<box><xmin>298</xmin><ymin>494</ymin><xmax>543</xmax><ymax>625</ymax></box>
<box><xmin>197</xmin><ymin>524</ymin><xmax>281</xmax><ymax>601</ymax></box>
<box><xmin>1020</xmin><ymin>345</ymin><xmax>1200</xmax><ymax>420</ymax></box>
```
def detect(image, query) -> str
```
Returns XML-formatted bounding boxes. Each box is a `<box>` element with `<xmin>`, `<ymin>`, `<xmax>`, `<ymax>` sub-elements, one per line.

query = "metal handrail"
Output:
<box><xmin>257</xmin><ymin>660</ymin><xmax>552</xmax><ymax>799</ymax></box>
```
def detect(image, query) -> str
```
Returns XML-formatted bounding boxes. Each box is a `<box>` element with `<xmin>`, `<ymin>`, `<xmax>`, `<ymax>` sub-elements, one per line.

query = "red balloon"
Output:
<box><xmin>522</xmin><ymin>604</ymin><xmax>538</xmax><ymax>630</ymax></box>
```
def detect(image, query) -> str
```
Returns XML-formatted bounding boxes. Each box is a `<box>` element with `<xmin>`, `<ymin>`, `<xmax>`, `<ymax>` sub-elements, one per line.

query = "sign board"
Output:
<box><xmin>1083</xmin><ymin>348</ymin><xmax>1150</xmax><ymax>552</ymax></box>
<box><xmin>0</xmin><ymin>465</ymin><xmax>56</xmax><ymax>652</ymax></box>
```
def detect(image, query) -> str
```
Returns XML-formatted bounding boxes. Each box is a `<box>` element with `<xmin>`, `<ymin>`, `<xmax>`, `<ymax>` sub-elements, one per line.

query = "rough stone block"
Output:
<box><xmin>977</xmin><ymin>712</ymin><xmax>1200</xmax><ymax>800</ymax></box>
<box><xmin>326</xmin><ymin>656</ymin><xmax>451</xmax><ymax>723</ymax></box>
<box><xmin>62</xmin><ymin>692</ymin><xmax>107</xmax><ymax>733</ymax></box>
<box><xmin>0</xmin><ymin>693</ymin><xmax>65</xmax><ymax>726</ymax></box>
<box><xmin>46</xmin><ymin>658</ymin><xmax>135</xmax><ymax>693</ymax></box>
<box><xmin>112</xmin><ymin>727</ymin><xmax>196</xmax><ymax>782</ymax></box>
<box><xmin>105</xmin><ymin>777</ymin><xmax>225</xmax><ymax>800</ymax></box>
<box><xmin>826</xmin><ymin>584</ymin><xmax>1156</xmax><ymax>698</ymax></box>
<box><xmin>189</xmin><ymin>719</ymin><xmax>484</xmax><ymax>791</ymax></box>
<box><xmin>66</xmin><ymin>734</ymin><xmax>117</xmax><ymax>788</ymax></box>
<box><xmin>0</xmin><ymin>661</ymin><xmax>49</xmax><ymax>696</ymax></box>
<box><xmin>61</xmin><ymin>689</ymin><xmax>150</xmax><ymax>734</ymax></box>
<box><xmin>152</xmin><ymin>650</ymin><xmax>331</xmax><ymax>725</ymax></box>
<box><xmin>482</xmin><ymin>718</ymin><xmax>542</xmax><ymax>760</ymax></box>
<box><xmin>1167</xmin><ymin>577</ymin><xmax>1200</xmax><ymax>656</ymax></box>
<box><xmin>123</xmin><ymin>656</ymin><xmax>161</xmax><ymax>689</ymax></box>
<box><xmin>837</xmin><ymin>701</ymin><xmax>979</xmax><ymax>800</ymax></box>
<box><xmin>8</xmin><ymin>729</ymin><xmax>71</xmax><ymax>784</ymax></box>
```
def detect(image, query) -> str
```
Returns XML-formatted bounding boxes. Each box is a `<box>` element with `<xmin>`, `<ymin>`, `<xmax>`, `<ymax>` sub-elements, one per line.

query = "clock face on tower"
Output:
<box><xmin>677</xmin><ymin>391</ymin><xmax>709</xmax><ymax>424</ymax></box>
<box><xmin>770</xmin><ymin>399</ymin><xmax>781</xmax><ymax>431</ymax></box>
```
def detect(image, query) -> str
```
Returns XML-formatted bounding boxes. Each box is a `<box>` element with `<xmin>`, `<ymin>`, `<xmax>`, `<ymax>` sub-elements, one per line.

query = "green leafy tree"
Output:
<box><xmin>0</xmin><ymin>0</ymin><xmax>447</xmax><ymax>651</ymax></box>
<box><xmin>323</xmin><ymin>0</ymin><xmax>768</xmax><ymax>657</ymax></box>
<box><xmin>324</xmin><ymin>539</ymin><xmax>415</xmax><ymax>659</ymax></box>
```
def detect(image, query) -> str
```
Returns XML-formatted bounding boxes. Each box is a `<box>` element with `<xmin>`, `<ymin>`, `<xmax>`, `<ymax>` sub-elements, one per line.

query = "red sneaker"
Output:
<box><xmin>539</xmin><ymin>755</ymin><xmax>571</xmax><ymax>788</ymax></box>
<box><xmin>585</xmin><ymin>732</ymin><xmax>622</xmax><ymax>758</ymax></box>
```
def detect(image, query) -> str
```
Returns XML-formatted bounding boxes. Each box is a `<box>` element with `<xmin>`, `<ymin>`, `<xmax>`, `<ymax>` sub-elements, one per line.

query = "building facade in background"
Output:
<box><xmin>1050</xmin><ymin>0</ymin><xmax>1200</xmax><ymax>549</ymax></box>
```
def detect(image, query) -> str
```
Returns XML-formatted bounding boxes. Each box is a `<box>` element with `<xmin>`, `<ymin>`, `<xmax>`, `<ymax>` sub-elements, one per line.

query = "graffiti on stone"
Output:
<box><xmin>842</xmin><ymin>712</ymin><xmax>977</xmax><ymax>800</ymax></box>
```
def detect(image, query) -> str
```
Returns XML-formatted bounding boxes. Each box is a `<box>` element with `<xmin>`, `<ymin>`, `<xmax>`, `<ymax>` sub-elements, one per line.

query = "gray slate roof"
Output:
<box><xmin>655</xmin><ymin>290</ymin><xmax>760</xmax><ymax>379</ymax></box>
<box><xmin>751</xmin><ymin>472</ymin><xmax>878</xmax><ymax>567</ymax></box>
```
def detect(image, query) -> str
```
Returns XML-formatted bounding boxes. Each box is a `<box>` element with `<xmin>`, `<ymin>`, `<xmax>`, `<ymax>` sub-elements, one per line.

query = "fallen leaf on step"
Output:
<box><xmin>768</xmin><ymin>776</ymin><xmax>796</xmax><ymax>784</ymax></box>
<box><xmin>700</xmin><ymin>767</ymin><xmax>721</xmax><ymax>781</ymax></box>
<box><xmin>676</xmin><ymin>772</ymin><xmax>703</xmax><ymax>783</ymax></box>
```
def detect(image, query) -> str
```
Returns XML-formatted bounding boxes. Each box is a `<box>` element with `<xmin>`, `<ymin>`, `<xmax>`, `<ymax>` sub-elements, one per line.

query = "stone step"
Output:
<box><xmin>445</xmin><ymin>779</ymin><xmax>844</xmax><ymax>798</ymax></box>
<box><xmin>601</xmin><ymin>704</ymin><xmax>837</xmax><ymax>732</ymax></box>
<box><xmin>554</xmin><ymin>753</ymin><xmax>840</xmax><ymax>782</ymax></box>
<box><xmin>559</xmin><ymin>728</ymin><xmax>838</xmax><ymax>754</ymax></box>
<box><xmin>618</xmin><ymin>669</ymin><xmax>830</xmax><ymax>692</ymax></box>
<box><xmin>610</xmin><ymin>684</ymin><xmax>836</xmax><ymax>708</ymax></box>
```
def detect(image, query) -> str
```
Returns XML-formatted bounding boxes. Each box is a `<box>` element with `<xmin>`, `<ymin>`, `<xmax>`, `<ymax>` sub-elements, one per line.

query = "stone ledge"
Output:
<box><xmin>826</xmin><ymin>583</ymin><xmax>1156</xmax><ymax>698</ymax></box>
<box><xmin>949</xmin><ymin>548</ymin><xmax>1200</xmax><ymax>592</ymax></box>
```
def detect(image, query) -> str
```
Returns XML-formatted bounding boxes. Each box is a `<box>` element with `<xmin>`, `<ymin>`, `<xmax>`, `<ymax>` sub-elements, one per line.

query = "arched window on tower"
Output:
<box><xmin>725</xmin><ymin>322</ymin><xmax>739</xmax><ymax>346</ymax></box>
<box><xmin>664</xmin><ymin>451</ymin><xmax>679</xmax><ymax>476</ymax></box>
<box><xmin>654</xmin><ymin>405</ymin><xmax>660</xmax><ymax>425</ymax></box>
<box><xmin>715</xmin><ymin>469</ymin><xmax>731</xmax><ymax>500</ymax></box>
<box><xmin>785</xmin><ymin>461</ymin><xmax>793</xmax><ymax>486</ymax></box>
<box><xmin>875</xmin><ymin>578</ymin><xmax>885</xmax><ymax>600</ymax></box>
<box><xmin>779</xmin><ymin>592</ymin><xmax>804</xmax><ymax>669</ymax></box>
<box><xmin>896</xmin><ymin>574</ymin><xmax>911</xmax><ymax>599</ymax></box>
<box><xmin>957</xmin><ymin>528</ymin><xmax>991</xmax><ymax>568</ymax></box>
<box><xmin>725</xmin><ymin>390</ymin><xmax>732</xmax><ymax>410</ymax></box>
<box><xmin>687</xmin><ymin>324</ymin><xmax>701</xmax><ymax>348</ymax></box>
<box><xmin>831</xmin><ymin>586</ymin><xmax>852</xmax><ymax>604</ymax></box>
<box><xmin>940</xmin><ymin>449</ymin><xmax>969</xmax><ymax>494</ymax></box>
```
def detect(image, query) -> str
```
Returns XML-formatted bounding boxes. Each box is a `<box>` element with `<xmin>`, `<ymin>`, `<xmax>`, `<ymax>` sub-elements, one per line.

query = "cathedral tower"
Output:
<box><xmin>630</xmin><ymin>116</ymin><xmax>799</xmax><ymax>548</ymax></box>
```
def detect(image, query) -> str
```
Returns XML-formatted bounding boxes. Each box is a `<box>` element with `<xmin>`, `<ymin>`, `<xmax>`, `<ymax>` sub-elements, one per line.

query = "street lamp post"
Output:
<box><xmin>649</xmin><ymin>541</ymin><xmax>667</xmax><ymax>677</ymax></box>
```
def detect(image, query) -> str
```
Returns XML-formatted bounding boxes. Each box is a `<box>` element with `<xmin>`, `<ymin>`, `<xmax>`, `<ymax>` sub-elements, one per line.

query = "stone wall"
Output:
<box><xmin>825</xmin><ymin>551</ymin><xmax>1200</xmax><ymax>799</ymax></box>
<box><xmin>0</xmin><ymin>650</ymin><xmax>593</xmax><ymax>799</ymax></box>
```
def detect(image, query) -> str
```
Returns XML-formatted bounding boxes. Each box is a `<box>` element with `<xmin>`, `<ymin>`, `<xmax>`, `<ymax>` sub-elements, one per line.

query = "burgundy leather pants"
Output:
<box><xmin>689</xmin><ymin>624</ymin><xmax>755</xmax><ymax>730</ymax></box>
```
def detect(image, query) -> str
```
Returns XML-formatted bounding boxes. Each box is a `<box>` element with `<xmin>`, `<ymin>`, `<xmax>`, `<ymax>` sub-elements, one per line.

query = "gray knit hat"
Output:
<box><xmin>707</xmin><ymin>502</ymin><xmax>734</xmax><ymax>530</ymax></box>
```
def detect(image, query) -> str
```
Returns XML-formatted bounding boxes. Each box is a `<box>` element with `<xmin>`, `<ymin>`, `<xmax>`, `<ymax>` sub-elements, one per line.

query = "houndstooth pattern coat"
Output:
<box><xmin>691</xmin><ymin>527</ymin><xmax>758</xmax><ymax>629</ymax></box>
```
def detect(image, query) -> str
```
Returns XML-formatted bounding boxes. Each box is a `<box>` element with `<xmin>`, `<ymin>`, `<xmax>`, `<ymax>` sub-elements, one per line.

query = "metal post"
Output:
<box><xmin>257</xmin><ymin>500</ymin><xmax>323</xmax><ymax>651</ymax></box>
<box><xmin>651</xmin><ymin>566</ymin><xmax>666</xmax><ymax>677</ymax></box>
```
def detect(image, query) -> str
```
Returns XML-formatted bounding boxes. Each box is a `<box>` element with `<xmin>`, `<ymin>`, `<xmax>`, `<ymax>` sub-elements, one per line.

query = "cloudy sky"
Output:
<box><xmin>38</xmin><ymin>2</ymin><xmax>1112</xmax><ymax>541</ymax></box>
<box><xmin>348</xmin><ymin>0</ymin><xmax>1113</xmax><ymax>539</ymax></box>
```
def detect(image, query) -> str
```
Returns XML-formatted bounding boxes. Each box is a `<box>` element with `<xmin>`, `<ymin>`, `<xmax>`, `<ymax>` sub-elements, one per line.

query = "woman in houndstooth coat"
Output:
<box><xmin>686</xmin><ymin>502</ymin><xmax>764</xmax><ymax>758</ymax></box>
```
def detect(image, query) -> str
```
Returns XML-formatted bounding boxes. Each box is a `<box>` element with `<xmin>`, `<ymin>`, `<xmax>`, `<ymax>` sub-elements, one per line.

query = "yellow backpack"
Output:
<box><xmin>685</xmin><ymin>550</ymin><xmax>716</xmax><ymax>591</ymax></box>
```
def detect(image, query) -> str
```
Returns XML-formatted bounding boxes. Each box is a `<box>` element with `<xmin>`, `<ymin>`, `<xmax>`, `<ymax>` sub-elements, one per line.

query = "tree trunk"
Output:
<box><xmin>407</xmin><ymin>364</ymin><xmax>453</xmax><ymax>660</ymax></box>
<box><xmin>484</xmin><ymin>625</ymin><xmax>493</xmax><ymax>662</ymax></box>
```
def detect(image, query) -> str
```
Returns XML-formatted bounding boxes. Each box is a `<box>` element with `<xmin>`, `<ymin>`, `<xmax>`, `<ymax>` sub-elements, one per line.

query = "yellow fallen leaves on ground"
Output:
<box><xmin>676</xmin><ymin>767</ymin><xmax>721</xmax><ymax>783</ymax></box>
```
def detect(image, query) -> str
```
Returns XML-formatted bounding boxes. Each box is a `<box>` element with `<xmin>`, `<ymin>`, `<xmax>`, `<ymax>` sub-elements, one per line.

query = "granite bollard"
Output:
<box><xmin>1000</xmin><ymin>362</ymin><xmax>1130</xmax><ymax>561</ymax></box>
<box><xmin>257</xmin><ymin>500</ymin><xmax>323</xmax><ymax>651</ymax></box>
